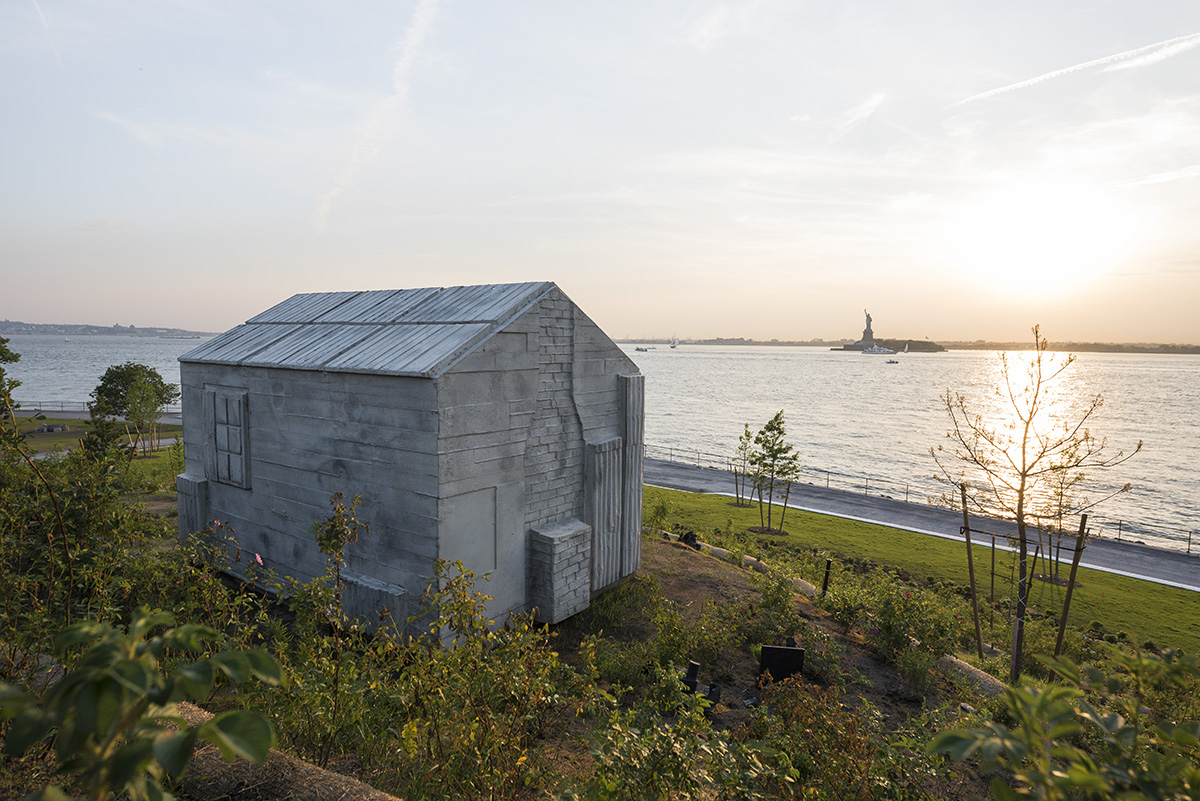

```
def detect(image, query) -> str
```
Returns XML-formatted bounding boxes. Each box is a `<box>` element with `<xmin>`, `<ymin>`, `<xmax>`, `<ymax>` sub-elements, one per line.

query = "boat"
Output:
<box><xmin>885</xmin><ymin>358</ymin><xmax>899</xmax><ymax>364</ymax></box>
<box><xmin>861</xmin><ymin>343</ymin><xmax>895</xmax><ymax>355</ymax></box>
<box><xmin>634</xmin><ymin>347</ymin><xmax>649</xmax><ymax>352</ymax></box>
<box><xmin>670</xmin><ymin>337</ymin><xmax>678</xmax><ymax>349</ymax></box>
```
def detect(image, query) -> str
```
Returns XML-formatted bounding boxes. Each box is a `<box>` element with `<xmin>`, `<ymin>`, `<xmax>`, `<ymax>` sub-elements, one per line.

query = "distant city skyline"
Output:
<box><xmin>3</xmin><ymin>2</ymin><xmax>1199</xmax><ymax>344</ymax></box>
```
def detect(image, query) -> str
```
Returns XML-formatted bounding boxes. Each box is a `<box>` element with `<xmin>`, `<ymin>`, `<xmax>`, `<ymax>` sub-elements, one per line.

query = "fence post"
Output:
<box><xmin>960</xmin><ymin>485</ymin><xmax>984</xmax><ymax>660</ymax></box>
<box><xmin>1117</xmin><ymin>521</ymin><xmax>1122</xmax><ymax>542</ymax></box>
<box><xmin>821</xmin><ymin>558</ymin><xmax>833</xmax><ymax>598</ymax></box>
<box><xmin>904</xmin><ymin>484</ymin><xmax>910</xmax><ymax>503</ymax></box>
<box><xmin>864</xmin><ymin>477</ymin><xmax>869</xmax><ymax>495</ymax></box>
<box><xmin>1189</xmin><ymin>530</ymin><xmax>1193</xmax><ymax>555</ymax></box>
<box><xmin>1054</xmin><ymin>515</ymin><xmax>1088</xmax><ymax>658</ymax></box>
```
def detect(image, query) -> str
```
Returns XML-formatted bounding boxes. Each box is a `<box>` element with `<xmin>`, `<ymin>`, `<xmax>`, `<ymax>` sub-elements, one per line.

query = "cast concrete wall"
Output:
<box><xmin>178</xmin><ymin>364</ymin><xmax>440</xmax><ymax>597</ymax></box>
<box><xmin>523</xmin><ymin>291</ymin><xmax>586</xmax><ymax>532</ymax></box>
<box><xmin>527</xmin><ymin>518</ymin><xmax>591</xmax><ymax>623</ymax></box>
<box><xmin>179</xmin><ymin>284</ymin><xmax>644</xmax><ymax>629</ymax></box>
<box><xmin>436</xmin><ymin>307</ymin><xmax>540</xmax><ymax>619</ymax></box>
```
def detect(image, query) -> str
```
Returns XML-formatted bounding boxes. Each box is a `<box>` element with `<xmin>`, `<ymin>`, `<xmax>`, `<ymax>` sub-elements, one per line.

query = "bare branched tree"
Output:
<box><xmin>931</xmin><ymin>325</ymin><xmax>1140</xmax><ymax>683</ymax></box>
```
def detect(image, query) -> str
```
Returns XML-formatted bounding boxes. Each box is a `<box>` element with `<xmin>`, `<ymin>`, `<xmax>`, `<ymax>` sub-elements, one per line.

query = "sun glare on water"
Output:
<box><xmin>943</xmin><ymin>181</ymin><xmax>1136</xmax><ymax>296</ymax></box>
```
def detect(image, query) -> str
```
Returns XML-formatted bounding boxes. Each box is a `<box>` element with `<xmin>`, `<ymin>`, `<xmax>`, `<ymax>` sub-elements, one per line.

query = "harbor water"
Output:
<box><xmin>4</xmin><ymin>334</ymin><xmax>1196</xmax><ymax>553</ymax></box>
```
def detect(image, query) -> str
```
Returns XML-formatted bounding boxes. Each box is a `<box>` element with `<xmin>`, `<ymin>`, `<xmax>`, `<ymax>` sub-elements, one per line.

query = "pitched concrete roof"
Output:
<box><xmin>180</xmin><ymin>282</ymin><xmax>556</xmax><ymax>378</ymax></box>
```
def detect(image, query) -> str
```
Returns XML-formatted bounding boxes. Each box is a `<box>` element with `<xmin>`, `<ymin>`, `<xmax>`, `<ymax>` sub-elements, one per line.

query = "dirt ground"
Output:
<box><xmin>582</xmin><ymin>535</ymin><xmax>988</xmax><ymax>799</ymax></box>
<box><xmin>636</xmin><ymin>537</ymin><xmax>939</xmax><ymax>726</ymax></box>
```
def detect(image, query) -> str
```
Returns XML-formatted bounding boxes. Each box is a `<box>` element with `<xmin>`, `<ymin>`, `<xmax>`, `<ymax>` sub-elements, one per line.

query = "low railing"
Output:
<box><xmin>643</xmin><ymin>443</ymin><xmax>944</xmax><ymax>506</ymax></box>
<box><xmin>644</xmin><ymin>442</ymin><xmax>1196</xmax><ymax>555</ymax></box>
<box><xmin>12</xmin><ymin>400</ymin><xmax>183</xmax><ymax>414</ymax></box>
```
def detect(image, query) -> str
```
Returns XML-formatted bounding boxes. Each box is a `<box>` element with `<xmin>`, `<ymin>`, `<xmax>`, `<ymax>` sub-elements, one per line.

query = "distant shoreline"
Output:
<box><xmin>618</xmin><ymin>338</ymin><xmax>1200</xmax><ymax>354</ymax></box>
<box><xmin>1</xmin><ymin>325</ymin><xmax>214</xmax><ymax>338</ymax></box>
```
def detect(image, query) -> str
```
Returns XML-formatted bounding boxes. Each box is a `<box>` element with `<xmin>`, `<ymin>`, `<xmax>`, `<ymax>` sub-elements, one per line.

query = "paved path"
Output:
<box><xmin>645</xmin><ymin>458</ymin><xmax>1200</xmax><ymax>593</ymax></box>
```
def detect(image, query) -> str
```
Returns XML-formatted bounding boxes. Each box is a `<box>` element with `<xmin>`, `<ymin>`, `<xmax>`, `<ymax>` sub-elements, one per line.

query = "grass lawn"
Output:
<box><xmin>648</xmin><ymin>486</ymin><xmax>1200</xmax><ymax>656</ymax></box>
<box><xmin>16</xmin><ymin>415</ymin><xmax>183</xmax><ymax>455</ymax></box>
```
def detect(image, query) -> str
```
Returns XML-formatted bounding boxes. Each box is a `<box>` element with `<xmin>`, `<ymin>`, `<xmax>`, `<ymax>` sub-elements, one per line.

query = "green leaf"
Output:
<box><xmin>990</xmin><ymin>776</ymin><xmax>1018</xmax><ymax>801</ymax></box>
<box><xmin>128</xmin><ymin>608</ymin><xmax>174</xmax><ymax>641</ymax></box>
<box><xmin>53</xmin><ymin>621</ymin><xmax>107</xmax><ymax>656</ymax></box>
<box><xmin>244</xmin><ymin>649</ymin><xmax>283</xmax><ymax>686</ymax></box>
<box><xmin>111</xmin><ymin>659</ymin><xmax>154</xmax><ymax>694</ymax></box>
<box><xmin>176</xmin><ymin>660</ymin><xmax>215</xmax><ymax>698</ymax></box>
<box><xmin>74</xmin><ymin>678</ymin><xmax>101</xmax><ymax>734</ymax></box>
<box><xmin>199</xmin><ymin>711</ymin><xmax>275</xmax><ymax>764</ymax></box>
<box><xmin>0</xmin><ymin>684</ymin><xmax>35</xmax><ymax>719</ymax></box>
<box><xmin>24</xmin><ymin>786</ymin><xmax>73</xmax><ymax>801</ymax></box>
<box><xmin>126</xmin><ymin>773</ymin><xmax>174</xmax><ymax>801</ymax></box>
<box><xmin>107</xmin><ymin>739</ymin><xmax>155</xmax><ymax>790</ymax></box>
<box><xmin>1046</xmin><ymin>720</ymin><xmax>1082</xmax><ymax>740</ymax></box>
<box><xmin>1036</xmin><ymin>654</ymin><xmax>1082</xmax><ymax>685</ymax></box>
<box><xmin>162</xmin><ymin>624</ymin><xmax>217</xmax><ymax>653</ymax></box>
<box><xmin>3</xmin><ymin>708</ymin><xmax>51</xmax><ymax>756</ymax></box>
<box><xmin>210</xmin><ymin>652</ymin><xmax>250</xmax><ymax>682</ymax></box>
<box><xmin>927</xmin><ymin>730</ymin><xmax>981</xmax><ymax>761</ymax></box>
<box><xmin>153</xmin><ymin>729</ymin><xmax>198</xmax><ymax>778</ymax></box>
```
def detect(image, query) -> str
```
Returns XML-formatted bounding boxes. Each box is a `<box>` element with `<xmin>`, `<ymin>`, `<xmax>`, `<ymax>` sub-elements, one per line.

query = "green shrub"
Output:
<box><xmin>931</xmin><ymin>648</ymin><xmax>1200</xmax><ymax>800</ymax></box>
<box><xmin>0</xmin><ymin>608</ymin><xmax>279</xmax><ymax>801</ymax></box>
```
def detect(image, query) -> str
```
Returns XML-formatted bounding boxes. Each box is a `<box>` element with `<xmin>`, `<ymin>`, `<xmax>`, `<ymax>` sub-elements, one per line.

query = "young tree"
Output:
<box><xmin>92</xmin><ymin>362</ymin><xmax>180</xmax><ymax>455</ymax></box>
<box><xmin>750</xmin><ymin>411</ymin><xmax>800</xmax><ymax>533</ymax></box>
<box><xmin>931</xmin><ymin>326</ymin><xmax>1139</xmax><ymax>684</ymax></box>
<box><xmin>731</xmin><ymin>423</ymin><xmax>755</xmax><ymax>507</ymax></box>
<box><xmin>0</xmin><ymin>336</ymin><xmax>20</xmax><ymax>436</ymax></box>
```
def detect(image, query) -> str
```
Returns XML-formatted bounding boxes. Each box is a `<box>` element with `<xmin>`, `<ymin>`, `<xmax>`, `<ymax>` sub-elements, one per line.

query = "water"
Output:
<box><xmin>628</xmin><ymin>345</ymin><xmax>1199</xmax><ymax>554</ymax></box>
<box><xmin>4</xmin><ymin>334</ymin><xmax>1195</xmax><ymax>552</ymax></box>
<box><xmin>5</xmin><ymin>334</ymin><xmax>199</xmax><ymax>410</ymax></box>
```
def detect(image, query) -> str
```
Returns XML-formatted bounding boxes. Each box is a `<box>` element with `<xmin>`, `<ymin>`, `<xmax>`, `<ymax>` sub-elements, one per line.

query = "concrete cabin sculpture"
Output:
<box><xmin>176</xmin><ymin>282</ymin><xmax>644</xmax><ymax>630</ymax></box>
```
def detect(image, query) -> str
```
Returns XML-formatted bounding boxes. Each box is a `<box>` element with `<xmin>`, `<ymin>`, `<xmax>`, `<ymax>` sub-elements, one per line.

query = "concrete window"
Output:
<box><xmin>207</xmin><ymin>388</ymin><xmax>249</xmax><ymax>488</ymax></box>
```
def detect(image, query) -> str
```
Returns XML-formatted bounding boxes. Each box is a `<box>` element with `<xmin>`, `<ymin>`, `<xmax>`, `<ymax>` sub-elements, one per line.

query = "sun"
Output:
<box><xmin>941</xmin><ymin>180</ymin><xmax>1136</xmax><ymax>296</ymax></box>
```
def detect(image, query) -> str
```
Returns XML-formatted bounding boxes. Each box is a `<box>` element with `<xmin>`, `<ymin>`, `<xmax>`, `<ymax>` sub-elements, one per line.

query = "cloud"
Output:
<box><xmin>97</xmin><ymin>111</ymin><xmax>165</xmax><ymax>149</ymax></box>
<box><xmin>687</xmin><ymin>1</ymin><xmax>760</xmax><ymax>51</ymax></box>
<box><xmin>1103</xmin><ymin>34</ymin><xmax>1200</xmax><ymax>72</ymax></box>
<box><xmin>96</xmin><ymin>111</ymin><xmax>317</xmax><ymax>158</ymax></box>
<box><xmin>312</xmin><ymin>0</ymin><xmax>443</xmax><ymax>232</ymax></box>
<box><xmin>1117</xmin><ymin>164</ymin><xmax>1200</xmax><ymax>187</ymax></box>
<box><xmin>30</xmin><ymin>0</ymin><xmax>63</xmax><ymax>67</ymax></box>
<box><xmin>951</xmin><ymin>32</ymin><xmax>1200</xmax><ymax>107</ymax></box>
<box><xmin>829</xmin><ymin>93</ymin><xmax>886</xmax><ymax>141</ymax></box>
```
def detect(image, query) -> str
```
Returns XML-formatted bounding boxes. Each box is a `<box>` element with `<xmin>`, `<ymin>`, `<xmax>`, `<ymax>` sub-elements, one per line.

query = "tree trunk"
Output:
<box><xmin>765</xmin><ymin>476</ymin><xmax>774</xmax><ymax>530</ymax></box>
<box><xmin>778</xmin><ymin>479</ymin><xmax>793</xmax><ymax>532</ymax></box>
<box><xmin>1010</xmin><ymin>519</ymin><xmax>1029</xmax><ymax>684</ymax></box>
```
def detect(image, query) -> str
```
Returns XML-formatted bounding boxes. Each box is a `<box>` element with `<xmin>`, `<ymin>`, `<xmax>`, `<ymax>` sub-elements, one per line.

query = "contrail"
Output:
<box><xmin>951</xmin><ymin>32</ymin><xmax>1200</xmax><ymax>107</ymax></box>
<box><xmin>30</xmin><ymin>0</ymin><xmax>63</xmax><ymax>67</ymax></box>
<box><xmin>314</xmin><ymin>0</ymin><xmax>443</xmax><ymax>231</ymax></box>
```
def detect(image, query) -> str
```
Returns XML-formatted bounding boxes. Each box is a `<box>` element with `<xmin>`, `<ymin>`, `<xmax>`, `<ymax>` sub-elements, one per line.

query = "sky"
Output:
<box><xmin>3</xmin><ymin>2</ymin><xmax>1200</xmax><ymax>344</ymax></box>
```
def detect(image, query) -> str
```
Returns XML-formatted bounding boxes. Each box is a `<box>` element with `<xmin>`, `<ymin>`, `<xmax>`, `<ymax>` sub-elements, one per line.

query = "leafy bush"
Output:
<box><xmin>930</xmin><ymin>648</ymin><xmax>1200</xmax><ymax>800</ymax></box>
<box><xmin>570</xmin><ymin>667</ymin><xmax>779</xmax><ymax>801</ymax></box>
<box><xmin>866</xmin><ymin>574</ymin><xmax>962</xmax><ymax>661</ymax></box>
<box><xmin>0</xmin><ymin>608</ymin><xmax>279</xmax><ymax>801</ymax></box>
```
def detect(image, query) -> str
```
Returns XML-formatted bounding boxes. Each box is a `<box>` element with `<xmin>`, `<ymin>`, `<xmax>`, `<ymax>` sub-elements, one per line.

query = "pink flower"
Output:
<box><xmin>255</xmin><ymin>553</ymin><xmax>264</xmax><ymax>566</ymax></box>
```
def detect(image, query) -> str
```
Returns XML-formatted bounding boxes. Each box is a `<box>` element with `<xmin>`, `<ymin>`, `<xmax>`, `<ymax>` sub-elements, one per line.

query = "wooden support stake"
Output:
<box><xmin>960</xmin><ymin>485</ymin><xmax>984</xmax><ymax>660</ymax></box>
<box><xmin>990</xmin><ymin>534</ymin><xmax>996</xmax><ymax>633</ymax></box>
<box><xmin>1054</xmin><ymin>514</ymin><xmax>1088</xmax><ymax>658</ymax></box>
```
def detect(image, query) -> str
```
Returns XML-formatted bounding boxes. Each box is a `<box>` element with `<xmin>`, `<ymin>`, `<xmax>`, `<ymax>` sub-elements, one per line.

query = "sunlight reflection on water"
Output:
<box><xmin>631</xmin><ymin>345</ymin><xmax>1198</xmax><ymax>552</ymax></box>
